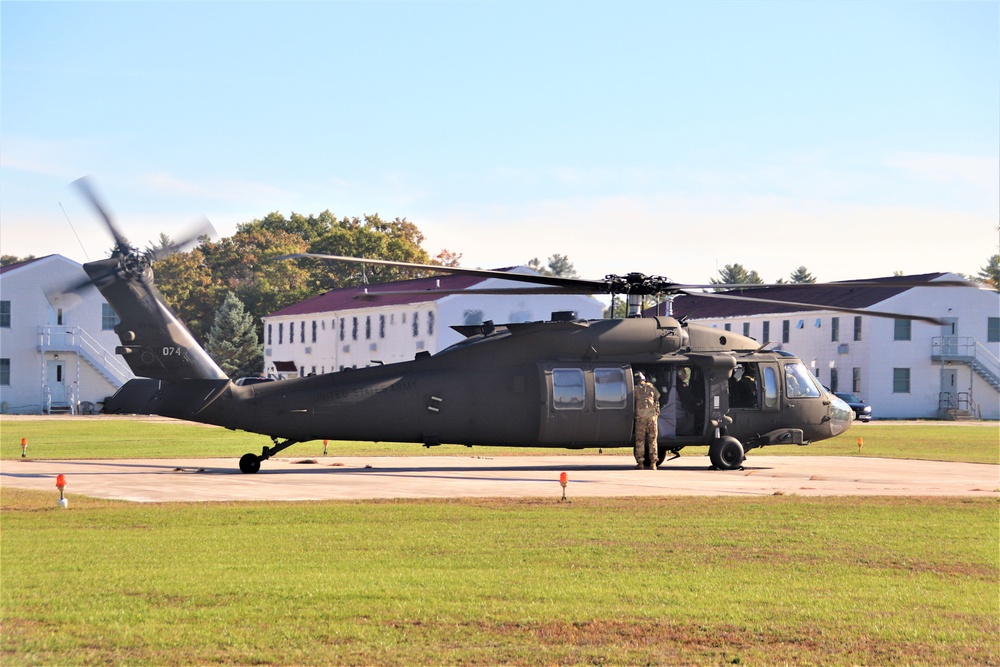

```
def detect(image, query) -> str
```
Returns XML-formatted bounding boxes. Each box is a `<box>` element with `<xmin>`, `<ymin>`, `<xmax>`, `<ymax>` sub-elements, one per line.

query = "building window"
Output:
<box><xmin>412</xmin><ymin>312</ymin><xmax>419</xmax><ymax>337</ymax></box>
<box><xmin>267</xmin><ymin>324</ymin><xmax>272</xmax><ymax>346</ymax></box>
<box><xmin>742</xmin><ymin>322</ymin><xmax>750</xmax><ymax>337</ymax></box>
<box><xmin>988</xmin><ymin>317</ymin><xmax>1000</xmax><ymax>343</ymax></box>
<box><xmin>312</xmin><ymin>321</ymin><xmax>317</xmax><ymax>343</ymax></box>
<box><xmin>831</xmin><ymin>317</ymin><xmax>839</xmax><ymax>342</ymax></box>
<box><xmin>289</xmin><ymin>321</ymin><xmax>295</xmax><ymax>342</ymax></box>
<box><xmin>892</xmin><ymin>368</ymin><xmax>911</xmax><ymax>394</ymax></box>
<box><xmin>893</xmin><ymin>319</ymin><xmax>912</xmax><ymax>341</ymax></box>
<box><xmin>852</xmin><ymin>367</ymin><xmax>862</xmax><ymax>394</ymax></box>
<box><xmin>279</xmin><ymin>323</ymin><xmax>284</xmax><ymax>344</ymax></box>
<box><xmin>428</xmin><ymin>311</ymin><xmax>435</xmax><ymax>336</ymax></box>
<box><xmin>762</xmin><ymin>321</ymin><xmax>771</xmax><ymax>344</ymax></box>
<box><xmin>464</xmin><ymin>309</ymin><xmax>484</xmax><ymax>325</ymax></box>
<box><xmin>101</xmin><ymin>303</ymin><xmax>120</xmax><ymax>330</ymax></box>
<box><xmin>0</xmin><ymin>301</ymin><xmax>9</xmax><ymax>328</ymax></box>
<box><xmin>339</xmin><ymin>318</ymin><xmax>345</xmax><ymax>341</ymax></box>
<box><xmin>300</xmin><ymin>322</ymin><xmax>305</xmax><ymax>344</ymax></box>
<box><xmin>782</xmin><ymin>320</ymin><xmax>790</xmax><ymax>343</ymax></box>
<box><xmin>724</xmin><ymin>323</ymin><xmax>732</xmax><ymax>332</ymax></box>
<box><xmin>0</xmin><ymin>358</ymin><xmax>10</xmax><ymax>385</ymax></box>
<box><xmin>365</xmin><ymin>316</ymin><xmax>371</xmax><ymax>340</ymax></box>
<box><xmin>379</xmin><ymin>315</ymin><xmax>386</xmax><ymax>338</ymax></box>
<box><xmin>830</xmin><ymin>367</ymin><xmax>839</xmax><ymax>392</ymax></box>
<box><xmin>853</xmin><ymin>316</ymin><xmax>862</xmax><ymax>341</ymax></box>
<box><xmin>352</xmin><ymin>317</ymin><xmax>358</xmax><ymax>341</ymax></box>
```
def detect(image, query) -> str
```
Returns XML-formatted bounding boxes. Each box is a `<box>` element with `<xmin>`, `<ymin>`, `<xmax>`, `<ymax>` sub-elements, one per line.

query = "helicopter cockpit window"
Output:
<box><xmin>594</xmin><ymin>368</ymin><xmax>627</xmax><ymax>409</ymax></box>
<box><xmin>784</xmin><ymin>362</ymin><xmax>822</xmax><ymax>398</ymax></box>
<box><xmin>762</xmin><ymin>366</ymin><xmax>779</xmax><ymax>408</ymax></box>
<box><xmin>552</xmin><ymin>368</ymin><xmax>586</xmax><ymax>410</ymax></box>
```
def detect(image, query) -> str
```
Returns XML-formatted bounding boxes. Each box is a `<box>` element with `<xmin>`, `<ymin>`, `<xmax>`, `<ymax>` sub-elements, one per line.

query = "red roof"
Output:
<box><xmin>267</xmin><ymin>272</ymin><xmax>495</xmax><ymax>317</ymax></box>
<box><xmin>0</xmin><ymin>254</ymin><xmax>57</xmax><ymax>275</ymax></box>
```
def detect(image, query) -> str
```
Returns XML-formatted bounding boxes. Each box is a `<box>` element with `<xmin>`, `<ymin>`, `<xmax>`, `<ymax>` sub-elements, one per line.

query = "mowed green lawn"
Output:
<box><xmin>2</xmin><ymin>491</ymin><xmax>997</xmax><ymax>666</ymax></box>
<box><xmin>1</xmin><ymin>416</ymin><xmax>998</xmax><ymax>463</ymax></box>
<box><xmin>1</xmin><ymin>418</ymin><xmax>998</xmax><ymax>665</ymax></box>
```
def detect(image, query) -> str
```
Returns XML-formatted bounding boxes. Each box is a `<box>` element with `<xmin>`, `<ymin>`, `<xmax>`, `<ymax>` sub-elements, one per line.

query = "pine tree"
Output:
<box><xmin>205</xmin><ymin>292</ymin><xmax>263</xmax><ymax>379</ymax></box>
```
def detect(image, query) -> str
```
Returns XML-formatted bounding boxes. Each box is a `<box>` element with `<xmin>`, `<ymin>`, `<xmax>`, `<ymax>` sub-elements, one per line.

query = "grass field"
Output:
<box><xmin>1</xmin><ymin>418</ymin><xmax>998</xmax><ymax>665</ymax></box>
<box><xmin>1</xmin><ymin>416</ymin><xmax>998</xmax><ymax>464</ymax></box>
<box><xmin>2</xmin><ymin>490</ymin><xmax>997</xmax><ymax>666</ymax></box>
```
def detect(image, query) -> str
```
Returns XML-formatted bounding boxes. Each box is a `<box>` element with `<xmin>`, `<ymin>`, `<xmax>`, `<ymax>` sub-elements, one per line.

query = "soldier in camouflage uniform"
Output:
<box><xmin>633</xmin><ymin>372</ymin><xmax>661</xmax><ymax>469</ymax></box>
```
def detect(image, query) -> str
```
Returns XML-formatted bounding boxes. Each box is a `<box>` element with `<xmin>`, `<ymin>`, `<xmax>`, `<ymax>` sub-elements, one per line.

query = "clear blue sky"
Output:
<box><xmin>2</xmin><ymin>1</ymin><xmax>997</xmax><ymax>285</ymax></box>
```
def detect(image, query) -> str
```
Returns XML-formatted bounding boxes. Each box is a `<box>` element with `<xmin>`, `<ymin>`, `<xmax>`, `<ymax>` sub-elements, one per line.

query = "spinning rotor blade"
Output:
<box><xmin>148</xmin><ymin>217</ymin><xmax>217</xmax><ymax>261</ymax></box>
<box><xmin>72</xmin><ymin>176</ymin><xmax>131</xmax><ymax>253</ymax></box>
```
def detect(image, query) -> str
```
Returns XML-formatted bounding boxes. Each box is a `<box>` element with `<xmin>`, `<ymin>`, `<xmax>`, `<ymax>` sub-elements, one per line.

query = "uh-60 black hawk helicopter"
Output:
<box><xmin>69</xmin><ymin>178</ymin><xmax>967</xmax><ymax>473</ymax></box>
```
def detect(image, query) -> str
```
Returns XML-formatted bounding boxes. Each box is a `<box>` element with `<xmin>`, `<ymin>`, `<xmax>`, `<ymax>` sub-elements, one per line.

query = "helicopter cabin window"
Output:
<box><xmin>594</xmin><ymin>368</ymin><xmax>627</xmax><ymax>409</ymax></box>
<box><xmin>784</xmin><ymin>362</ymin><xmax>822</xmax><ymax>398</ymax></box>
<box><xmin>552</xmin><ymin>369</ymin><xmax>585</xmax><ymax>410</ymax></box>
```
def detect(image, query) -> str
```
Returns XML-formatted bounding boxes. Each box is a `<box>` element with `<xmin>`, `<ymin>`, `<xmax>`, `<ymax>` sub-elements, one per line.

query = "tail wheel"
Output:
<box><xmin>239</xmin><ymin>453</ymin><xmax>261</xmax><ymax>474</ymax></box>
<box><xmin>709</xmin><ymin>436</ymin><xmax>745</xmax><ymax>470</ymax></box>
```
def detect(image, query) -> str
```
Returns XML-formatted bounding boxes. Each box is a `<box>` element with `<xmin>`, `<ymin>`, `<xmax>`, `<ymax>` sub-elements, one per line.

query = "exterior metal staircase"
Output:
<box><xmin>932</xmin><ymin>336</ymin><xmax>1000</xmax><ymax>420</ymax></box>
<box><xmin>37</xmin><ymin>326</ymin><xmax>134</xmax><ymax>413</ymax></box>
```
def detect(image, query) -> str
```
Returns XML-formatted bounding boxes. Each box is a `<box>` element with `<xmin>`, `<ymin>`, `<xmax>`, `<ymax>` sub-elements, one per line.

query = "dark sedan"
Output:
<box><xmin>834</xmin><ymin>392</ymin><xmax>872</xmax><ymax>422</ymax></box>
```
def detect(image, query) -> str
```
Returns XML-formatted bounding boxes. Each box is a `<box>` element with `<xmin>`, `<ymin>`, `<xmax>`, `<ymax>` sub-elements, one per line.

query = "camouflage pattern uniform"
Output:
<box><xmin>633</xmin><ymin>377</ymin><xmax>661</xmax><ymax>468</ymax></box>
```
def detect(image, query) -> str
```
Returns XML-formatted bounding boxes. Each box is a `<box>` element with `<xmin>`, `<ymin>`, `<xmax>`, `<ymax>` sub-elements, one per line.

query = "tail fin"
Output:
<box><xmin>85</xmin><ymin>256</ymin><xmax>227</xmax><ymax>382</ymax></box>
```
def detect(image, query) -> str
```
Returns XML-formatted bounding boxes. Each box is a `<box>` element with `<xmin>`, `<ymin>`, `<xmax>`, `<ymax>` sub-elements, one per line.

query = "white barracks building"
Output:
<box><xmin>262</xmin><ymin>267</ymin><xmax>604</xmax><ymax>378</ymax></box>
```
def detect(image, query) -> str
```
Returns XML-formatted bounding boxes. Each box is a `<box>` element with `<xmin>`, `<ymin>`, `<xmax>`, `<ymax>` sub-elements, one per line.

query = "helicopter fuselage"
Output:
<box><xmin>106</xmin><ymin>315</ymin><xmax>853</xmax><ymax>471</ymax></box>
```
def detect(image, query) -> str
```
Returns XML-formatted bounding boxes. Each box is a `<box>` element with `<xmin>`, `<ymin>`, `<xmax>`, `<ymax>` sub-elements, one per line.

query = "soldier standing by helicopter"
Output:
<box><xmin>633</xmin><ymin>372</ymin><xmax>661</xmax><ymax>470</ymax></box>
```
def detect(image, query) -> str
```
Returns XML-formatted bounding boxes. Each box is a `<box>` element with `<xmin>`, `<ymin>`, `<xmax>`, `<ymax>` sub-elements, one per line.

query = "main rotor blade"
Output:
<box><xmin>353</xmin><ymin>286</ymin><xmax>596</xmax><ymax>300</ymax></box>
<box><xmin>72</xmin><ymin>176</ymin><xmax>131</xmax><ymax>252</ymax></box>
<box><xmin>277</xmin><ymin>253</ymin><xmax>611</xmax><ymax>291</ymax></box>
<box><xmin>148</xmin><ymin>217</ymin><xmax>217</xmax><ymax>261</ymax></box>
<box><xmin>684</xmin><ymin>290</ymin><xmax>949</xmax><ymax>325</ymax></box>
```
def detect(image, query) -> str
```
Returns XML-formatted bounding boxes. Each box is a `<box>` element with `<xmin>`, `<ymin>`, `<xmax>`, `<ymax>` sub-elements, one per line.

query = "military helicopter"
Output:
<box><xmin>68</xmin><ymin>179</ymin><xmax>970</xmax><ymax>473</ymax></box>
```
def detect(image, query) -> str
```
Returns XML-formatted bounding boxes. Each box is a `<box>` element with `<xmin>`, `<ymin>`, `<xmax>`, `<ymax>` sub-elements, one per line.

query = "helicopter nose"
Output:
<box><xmin>828</xmin><ymin>392</ymin><xmax>854</xmax><ymax>436</ymax></box>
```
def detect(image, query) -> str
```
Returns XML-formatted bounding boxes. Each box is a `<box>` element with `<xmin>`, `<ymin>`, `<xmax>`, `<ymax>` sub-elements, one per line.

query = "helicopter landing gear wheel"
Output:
<box><xmin>709</xmin><ymin>436</ymin><xmax>745</xmax><ymax>470</ymax></box>
<box><xmin>239</xmin><ymin>453</ymin><xmax>261</xmax><ymax>474</ymax></box>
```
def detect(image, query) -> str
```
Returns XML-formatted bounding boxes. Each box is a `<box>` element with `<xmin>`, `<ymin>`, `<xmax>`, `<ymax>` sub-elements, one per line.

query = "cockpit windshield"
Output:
<box><xmin>783</xmin><ymin>362</ymin><xmax>822</xmax><ymax>398</ymax></box>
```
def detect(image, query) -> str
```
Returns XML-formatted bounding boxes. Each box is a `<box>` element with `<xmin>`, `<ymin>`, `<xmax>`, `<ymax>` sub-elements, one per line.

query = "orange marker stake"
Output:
<box><xmin>55</xmin><ymin>474</ymin><xmax>68</xmax><ymax>508</ymax></box>
<box><xmin>21</xmin><ymin>437</ymin><xmax>27</xmax><ymax>458</ymax></box>
<box><xmin>559</xmin><ymin>472</ymin><xmax>568</xmax><ymax>502</ymax></box>
<box><xmin>857</xmin><ymin>437</ymin><xmax>864</xmax><ymax>454</ymax></box>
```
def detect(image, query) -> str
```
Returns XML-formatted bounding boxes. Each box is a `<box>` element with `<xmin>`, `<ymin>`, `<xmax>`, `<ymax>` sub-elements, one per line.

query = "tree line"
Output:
<box><xmin>2</xmin><ymin>218</ymin><xmax>998</xmax><ymax>379</ymax></box>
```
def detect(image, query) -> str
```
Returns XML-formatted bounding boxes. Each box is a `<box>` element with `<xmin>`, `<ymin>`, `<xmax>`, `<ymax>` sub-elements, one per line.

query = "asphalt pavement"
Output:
<box><xmin>2</xmin><ymin>454</ymin><xmax>997</xmax><ymax>502</ymax></box>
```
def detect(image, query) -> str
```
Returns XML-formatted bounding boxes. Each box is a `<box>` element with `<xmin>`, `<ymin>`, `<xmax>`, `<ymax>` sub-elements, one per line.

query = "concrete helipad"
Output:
<box><xmin>2</xmin><ymin>455</ymin><xmax>997</xmax><ymax>502</ymax></box>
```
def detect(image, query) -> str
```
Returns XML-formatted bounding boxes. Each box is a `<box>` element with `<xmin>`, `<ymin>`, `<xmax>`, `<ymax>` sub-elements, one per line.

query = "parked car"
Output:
<box><xmin>834</xmin><ymin>392</ymin><xmax>872</xmax><ymax>422</ymax></box>
<box><xmin>234</xmin><ymin>376</ymin><xmax>275</xmax><ymax>387</ymax></box>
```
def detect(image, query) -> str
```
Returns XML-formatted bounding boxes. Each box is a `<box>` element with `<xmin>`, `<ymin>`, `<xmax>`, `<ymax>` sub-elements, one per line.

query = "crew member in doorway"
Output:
<box><xmin>633</xmin><ymin>372</ymin><xmax>661</xmax><ymax>470</ymax></box>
